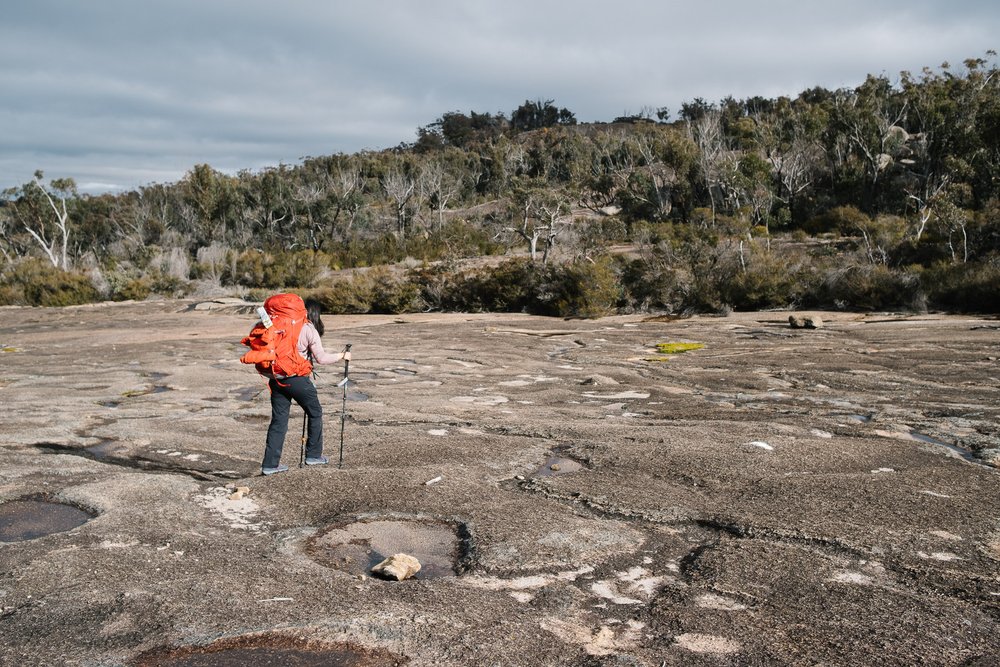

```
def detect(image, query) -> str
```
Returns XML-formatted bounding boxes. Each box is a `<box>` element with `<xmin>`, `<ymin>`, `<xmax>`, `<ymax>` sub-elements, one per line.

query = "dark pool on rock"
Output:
<box><xmin>138</xmin><ymin>647</ymin><xmax>374</xmax><ymax>667</ymax></box>
<box><xmin>0</xmin><ymin>498</ymin><xmax>95</xmax><ymax>542</ymax></box>
<box><xmin>910</xmin><ymin>431</ymin><xmax>984</xmax><ymax>465</ymax></box>
<box><xmin>233</xmin><ymin>386</ymin><xmax>264</xmax><ymax>401</ymax></box>
<box><xmin>308</xmin><ymin>518</ymin><xmax>467</xmax><ymax>579</ymax></box>
<box><xmin>135</xmin><ymin>636</ymin><xmax>403</xmax><ymax>667</ymax></box>
<box><xmin>533</xmin><ymin>456</ymin><xmax>584</xmax><ymax>477</ymax></box>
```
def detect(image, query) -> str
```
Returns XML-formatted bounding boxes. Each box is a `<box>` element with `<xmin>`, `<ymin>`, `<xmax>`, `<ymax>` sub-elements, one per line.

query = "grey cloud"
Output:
<box><xmin>2</xmin><ymin>1</ymin><xmax>998</xmax><ymax>193</ymax></box>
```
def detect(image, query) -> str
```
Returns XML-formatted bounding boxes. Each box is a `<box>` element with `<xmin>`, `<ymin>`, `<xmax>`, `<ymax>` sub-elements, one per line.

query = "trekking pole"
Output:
<box><xmin>299</xmin><ymin>410</ymin><xmax>308</xmax><ymax>468</ymax></box>
<box><xmin>300</xmin><ymin>350</ymin><xmax>316</xmax><ymax>469</ymax></box>
<box><xmin>337</xmin><ymin>344</ymin><xmax>352</xmax><ymax>469</ymax></box>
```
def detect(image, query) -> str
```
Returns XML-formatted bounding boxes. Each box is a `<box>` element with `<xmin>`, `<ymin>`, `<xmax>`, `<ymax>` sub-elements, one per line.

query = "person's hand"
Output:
<box><xmin>343</xmin><ymin>351</ymin><xmax>352</xmax><ymax>362</ymax></box>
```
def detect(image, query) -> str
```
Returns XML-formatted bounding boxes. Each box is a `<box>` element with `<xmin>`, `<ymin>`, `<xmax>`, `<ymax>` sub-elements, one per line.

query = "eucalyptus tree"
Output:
<box><xmin>687</xmin><ymin>110</ymin><xmax>738</xmax><ymax>226</ymax></box>
<box><xmin>381</xmin><ymin>167</ymin><xmax>415</xmax><ymax>238</ymax></box>
<box><xmin>510</xmin><ymin>99</ymin><xmax>576</xmax><ymax>132</ymax></box>
<box><xmin>536</xmin><ymin>190</ymin><xmax>574</xmax><ymax>264</ymax></box>
<box><xmin>291</xmin><ymin>179</ymin><xmax>327</xmax><ymax>250</ymax></box>
<box><xmin>827</xmin><ymin>75</ymin><xmax>909</xmax><ymax>209</ymax></box>
<box><xmin>899</xmin><ymin>53</ymin><xmax>999</xmax><ymax>242</ymax></box>
<box><xmin>0</xmin><ymin>206</ymin><xmax>13</xmax><ymax>264</ymax></box>
<box><xmin>73</xmin><ymin>192</ymin><xmax>125</xmax><ymax>264</ymax></box>
<box><xmin>752</xmin><ymin>98</ymin><xmax>828</xmax><ymax>224</ymax></box>
<box><xmin>417</xmin><ymin>151</ymin><xmax>467</xmax><ymax>232</ymax></box>
<box><xmin>2</xmin><ymin>171</ymin><xmax>77</xmax><ymax>269</ymax></box>
<box><xmin>578</xmin><ymin>128</ymin><xmax>630</xmax><ymax>214</ymax></box>
<box><xmin>416</xmin><ymin>110</ymin><xmax>508</xmax><ymax>151</ymax></box>
<box><xmin>474</xmin><ymin>135</ymin><xmax>530</xmax><ymax>198</ymax></box>
<box><xmin>132</xmin><ymin>184</ymin><xmax>171</xmax><ymax>249</ymax></box>
<box><xmin>500</xmin><ymin>176</ymin><xmax>557</xmax><ymax>261</ymax></box>
<box><xmin>627</xmin><ymin>126</ymin><xmax>696</xmax><ymax>222</ymax></box>
<box><xmin>178</xmin><ymin>164</ymin><xmax>241</xmax><ymax>249</ymax></box>
<box><xmin>327</xmin><ymin>165</ymin><xmax>366</xmax><ymax>236</ymax></box>
<box><xmin>248</xmin><ymin>165</ymin><xmax>296</xmax><ymax>248</ymax></box>
<box><xmin>732</xmin><ymin>152</ymin><xmax>777</xmax><ymax>233</ymax></box>
<box><xmin>578</xmin><ymin>125</ymin><xmax>695</xmax><ymax>223</ymax></box>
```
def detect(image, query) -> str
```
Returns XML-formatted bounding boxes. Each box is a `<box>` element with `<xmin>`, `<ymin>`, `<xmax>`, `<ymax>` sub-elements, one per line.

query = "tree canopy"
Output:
<box><xmin>2</xmin><ymin>53</ymin><xmax>998</xmax><ymax>313</ymax></box>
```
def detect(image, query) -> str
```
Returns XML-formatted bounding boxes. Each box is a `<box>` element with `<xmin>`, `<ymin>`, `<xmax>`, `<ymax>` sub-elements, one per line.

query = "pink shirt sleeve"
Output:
<box><xmin>298</xmin><ymin>322</ymin><xmax>340</xmax><ymax>365</ymax></box>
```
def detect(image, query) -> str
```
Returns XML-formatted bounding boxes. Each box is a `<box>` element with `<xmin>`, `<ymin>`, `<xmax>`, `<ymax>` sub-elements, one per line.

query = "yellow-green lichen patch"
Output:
<box><xmin>2</xmin><ymin>346</ymin><xmax>21</xmax><ymax>353</ymax></box>
<box><xmin>655</xmin><ymin>342</ymin><xmax>704</xmax><ymax>354</ymax></box>
<box><xmin>645</xmin><ymin>342</ymin><xmax>704</xmax><ymax>362</ymax></box>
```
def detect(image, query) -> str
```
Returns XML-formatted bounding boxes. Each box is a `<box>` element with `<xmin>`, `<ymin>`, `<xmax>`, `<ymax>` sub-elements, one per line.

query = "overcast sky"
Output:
<box><xmin>2</xmin><ymin>1</ymin><xmax>997</xmax><ymax>194</ymax></box>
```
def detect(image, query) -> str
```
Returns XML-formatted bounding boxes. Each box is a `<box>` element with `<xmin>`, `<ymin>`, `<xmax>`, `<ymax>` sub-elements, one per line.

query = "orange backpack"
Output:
<box><xmin>240</xmin><ymin>293</ymin><xmax>314</xmax><ymax>379</ymax></box>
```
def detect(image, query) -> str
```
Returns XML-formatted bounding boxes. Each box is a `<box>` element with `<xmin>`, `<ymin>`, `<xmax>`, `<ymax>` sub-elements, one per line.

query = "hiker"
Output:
<box><xmin>259</xmin><ymin>297</ymin><xmax>350</xmax><ymax>475</ymax></box>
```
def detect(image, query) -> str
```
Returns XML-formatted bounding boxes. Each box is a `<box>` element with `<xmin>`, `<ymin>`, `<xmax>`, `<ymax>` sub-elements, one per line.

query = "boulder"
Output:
<box><xmin>371</xmin><ymin>553</ymin><xmax>422</xmax><ymax>581</ymax></box>
<box><xmin>789</xmin><ymin>315</ymin><xmax>823</xmax><ymax>330</ymax></box>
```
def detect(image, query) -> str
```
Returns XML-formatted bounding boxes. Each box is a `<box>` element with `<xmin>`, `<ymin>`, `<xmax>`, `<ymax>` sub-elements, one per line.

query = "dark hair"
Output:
<box><xmin>304</xmin><ymin>298</ymin><xmax>324</xmax><ymax>337</ymax></box>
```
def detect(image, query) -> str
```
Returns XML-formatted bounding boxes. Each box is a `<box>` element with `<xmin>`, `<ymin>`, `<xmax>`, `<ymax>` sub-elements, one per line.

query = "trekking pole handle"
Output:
<box><xmin>343</xmin><ymin>343</ymin><xmax>352</xmax><ymax>376</ymax></box>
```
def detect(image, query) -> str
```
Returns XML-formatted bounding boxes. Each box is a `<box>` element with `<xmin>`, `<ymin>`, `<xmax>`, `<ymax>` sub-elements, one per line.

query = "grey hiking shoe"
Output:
<box><xmin>261</xmin><ymin>463</ymin><xmax>289</xmax><ymax>476</ymax></box>
<box><xmin>305</xmin><ymin>456</ymin><xmax>329</xmax><ymax>466</ymax></box>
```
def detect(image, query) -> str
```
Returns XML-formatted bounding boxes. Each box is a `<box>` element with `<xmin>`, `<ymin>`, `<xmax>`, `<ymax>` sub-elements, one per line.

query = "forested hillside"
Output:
<box><xmin>2</xmin><ymin>53</ymin><xmax>998</xmax><ymax>315</ymax></box>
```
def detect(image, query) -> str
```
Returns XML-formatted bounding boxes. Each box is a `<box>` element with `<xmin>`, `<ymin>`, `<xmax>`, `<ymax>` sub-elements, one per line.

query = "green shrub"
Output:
<box><xmin>146</xmin><ymin>270</ymin><xmax>192</xmax><ymax>298</ymax></box>
<box><xmin>811</xmin><ymin>263</ymin><xmax>920</xmax><ymax>311</ymax></box>
<box><xmin>722</xmin><ymin>245</ymin><xmax>819</xmax><ymax>311</ymax></box>
<box><xmin>367</xmin><ymin>268</ymin><xmax>421</xmax><ymax>313</ymax></box>
<box><xmin>244</xmin><ymin>288</ymin><xmax>269</xmax><ymax>303</ymax></box>
<box><xmin>0</xmin><ymin>284</ymin><xmax>20</xmax><ymax>305</ymax></box>
<box><xmin>228</xmin><ymin>250</ymin><xmax>274</xmax><ymax>287</ymax></box>
<box><xmin>103</xmin><ymin>265</ymin><xmax>190</xmax><ymax>301</ymax></box>
<box><xmin>677</xmin><ymin>241</ymin><xmax>741</xmax><ymax>314</ymax></box>
<box><xmin>113</xmin><ymin>277</ymin><xmax>153</xmax><ymax>301</ymax></box>
<box><xmin>535</xmin><ymin>257</ymin><xmax>620</xmax><ymax>317</ymax></box>
<box><xmin>227</xmin><ymin>250</ymin><xmax>327</xmax><ymax>288</ymax></box>
<box><xmin>388</xmin><ymin>257</ymin><xmax>621</xmax><ymax>318</ymax></box>
<box><xmin>324</xmin><ymin>224</ymin><xmax>503</xmax><ymax>270</ymax></box>
<box><xmin>448</xmin><ymin>259</ymin><xmax>537</xmax><ymax>312</ymax></box>
<box><xmin>102</xmin><ymin>267</ymin><xmax>145</xmax><ymax>301</ymax></box>
<box><xmin>0</xmin><ymin>259</ymin><xmax>100</xmax><ymax>306</ymax></box>
<box><xmin>805</xmin><ymin>205</ymin><xmax>871</xmax><ymax>236</ymax></box>
<box><xmin>309</xmin><ymin>278</ymin><xmax>373</xmax><ymax>314</ymax></box>
<box><xmin>617</xmin><ymin>257</ymin><xmax>684</xmax><ymax>312</ymax></box>
<box><xmin>406</xmin><ymin>264</ymin><xmax>458</xmax><ymax>312</ymax></box>
<box><xmin>286</xmin><ymin>251</ymin><xmax>328</xmax><ymax>288</ymax></box>
<box><xmin>309</xmin><ymin>267</ymin><xmax>420</xmax><ymax>314</ymax></box>
<box><xmin>923</xmin><ymin>259</ymin><xmax>1000</xmax><ymax>312</ymax></box>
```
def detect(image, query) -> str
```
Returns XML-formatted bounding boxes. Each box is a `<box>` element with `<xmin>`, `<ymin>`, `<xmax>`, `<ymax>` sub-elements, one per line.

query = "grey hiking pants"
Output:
<box><xmin>262</xmin><ymin>375</ymin><xmax>323</xmax><ymax>468</ymax></box>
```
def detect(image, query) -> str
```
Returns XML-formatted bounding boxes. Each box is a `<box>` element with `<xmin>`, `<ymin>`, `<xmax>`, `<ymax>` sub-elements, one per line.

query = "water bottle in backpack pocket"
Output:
<box><xmin>240</xmin><ymin>293</ymin><xmax>313</xmax><ymax>379</ymax></box>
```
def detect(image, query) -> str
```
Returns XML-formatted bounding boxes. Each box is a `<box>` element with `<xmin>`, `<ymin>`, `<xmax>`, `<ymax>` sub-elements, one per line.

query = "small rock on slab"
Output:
<box><xmin>371</xmin><ymin>553</ymin><xmax>422</xmax><ymax>581</ymax></box>
<box><xmin>579</xmin><ymin>375</ymin><xmax>619</xmax><ymax>386</ymax></box>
